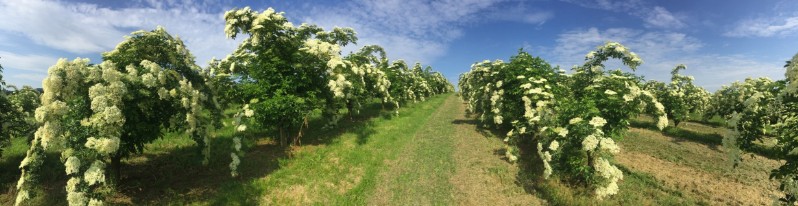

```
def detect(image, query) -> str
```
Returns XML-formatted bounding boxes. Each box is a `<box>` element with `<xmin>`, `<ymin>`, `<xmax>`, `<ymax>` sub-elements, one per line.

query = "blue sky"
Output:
<box><xmin>1</xmin><ymin>0</ymin><xmax>797</xmax><ymax>91</ymax></box>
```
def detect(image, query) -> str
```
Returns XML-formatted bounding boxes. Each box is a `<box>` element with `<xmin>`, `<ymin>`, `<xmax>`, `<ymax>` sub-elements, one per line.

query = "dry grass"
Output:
<box><xmin>449</xmin><ymin>101</ymin><xmax>544</xmax><ymax>205</ymax></box>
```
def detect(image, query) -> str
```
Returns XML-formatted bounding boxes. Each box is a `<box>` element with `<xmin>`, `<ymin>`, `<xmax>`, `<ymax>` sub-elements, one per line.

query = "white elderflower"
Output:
<box><xmin>230</xmin><ymin>153</ymin><xmax>241</xmax><ymax>177</ymax></box>
<box><xmin>493</xmin><ymin>115</ymin><xmax>503</xmax><ymax>125</ymax></box>
<box><xmin>65</xmin><ymin>156</ymin><xmax>81</xmax><ymax>175</ymax></box>
<box><xmin>66</xmin><ymin>177</ymin><xmax>81</xmax><ymax>192</ymax></box>
<box><xmin>569</xmin><ymin>117</ymin><xmax>583</xmax><ymax>125</ymax></box>
<box><xmin>589</xmin><ymin>117</ymin><xmax>607</xmax><ymax>128</ymax></box>
<box><xmin>654</xmin><ymin>101</ymin><xmax>665</xmax><ymax>113</ymax></box>
<box><xmin>85</xmin><ymin>137</ymin><xmax>120</xmax><ymax>155</ymax></box>
<box><xmin>141</xmin><ymin>73</ymin><xmax>157</xmax><ymax>88</ymax></box>
<box><xmin>88</xmin><ymin>198</ymin><xmax>103</xmax><ymax>206</ymax></box>
<box><xmin>520</xmin><ymin>83</ymin><xmax>532</xmax><ymax>89</ymax></box>
<box><xmin>67</xmin><ymin>191</ymin><xmax>88</xmax><ymax>206</ymax></box>
<box><xmin>233</xmin><ymin>137</ymin><xmax>242</xmax><ymax>151</ymax></box>
<box><xmin>604</xmin><ymin>89</ymin><xmax>617</xmax><ymax>95</ymax></box>
<box><xmin>623</xmin><ymin>94</ymin><xmax>634</xmax><ymax>102</ymax></box>
<box><xmin>594</xmin><ymin>157</ymin><xmax>623</xmax><ymax>199</ymax></box>
<box><xmin>614</xmin><ymin>45</ymin><xmax>626</xmax><ymax>53</ymax></box>
<box><xmin>84</xmin><ymin>161</ymin><xmax>106</xmax><ymax>186</ymax></box>
<box><xmin>537</xmin><ymin>143</ymin><xmax>553</xmax><ymax>178</ymax></box>
<box><xmin>586</xmin><ymin>51</ymin><xmax>596</xmax><ymax>59</ymax></box>
<box><xmin>16</xmin><ymin>171</ymin><xmax>25</xmax><ymax>189</ymax></box>
<box><xmin>244</xmin><ymin>108</ymin><xmax>254</xmax><ymax>118</ymax></box>
<box><xmin>599</xmin><ymin>138</ymin><xmax>620</xmax><ymax>154</ymax></box>
<box><xmin>656</xmin><ymin>115</ymin><xmax>668</xmax><ymax>130</ymax></box>
<box><xmin>237</xmin><ymin>125</ymin><xmax>247</xmax><ymax>132</ymax></box>
<box><xmin>582</xmin><ymin>134</ymin><xmax>599</xmax><ymax>151</ymax></box>
<box><xmin>549</xmin><ymin>140</ymin><xmax>560</xmax><ymax>151</ymax></box>
<box><xmin>556</xmin><ymin>127</ymin><xmax>568</xmax><ymax>137</ymax></box>
<box><xmin>15</xmin><ymin>190</ymin><xmax>29</xmax><ymax>206</ymax></box>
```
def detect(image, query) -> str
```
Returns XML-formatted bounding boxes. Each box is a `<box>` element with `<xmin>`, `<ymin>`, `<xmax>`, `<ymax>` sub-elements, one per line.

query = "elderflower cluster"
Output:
<box><xmin>67</xmin><ymin>191</ymin><xmax>87</xmax><ymax>206</ymax></box>
<box><xmin>65</xmin><ymin>156</ymin><xmax>81</xmax><ymax>175</ymax></box>
<box><xmin>656</xmin><ymin>116</ymin><xmax>669</xmax><ymax>130</ymax></box>
<box><xmin>589</xmin><ymin>117</ymin><xmax>607</xmax><ymax>128</ymax></box>
<box><xmin>583</xmin><ymin>134</ymin><xmax>599</xmax><ymax>151</ymax></box>
<box><xmin>594</xmin><ymin>157</ymin><xmax>623</xmax><ymax>199</ymax></box>
<box><xmin>15</xmin><ymin>190</ymin><xmax>29</xmax><ymax>206</ymax></box>
<box><xmin>85</xmin><ymin>137</ymin><xmax>121</xmax><ymax>155</ymax></box>
<box><xmin>599</xmin><ymin>138</ymin><xmax>620</xmax><ymax>154</ymax></box>
<box><xmin>66</xmin><ymin>177</ymin><xmax>81</xmax><ymax>192</ymax></box>
<box><xmin>328</xmin><ymin>74</ymin><xmax>352</xmax><ymax>98</ymax></box>
<box><xmin>549</xmin><ymin>140</ymin><xmax>560</xmax><ymax>151</ymax></box>
<box><xmin>230</xmin><ymin>153</ymin><xmax>241</xmax><ymax>177</ymax></box>
<box><xmin>83</xmin><ymin>161</ymin><xmax>105</xmax><ymax>186</ymax></box>
<box><xmin>537</xmin><ymin>143</ymin><xmax>553</xmax><ymax>178</ymax></box>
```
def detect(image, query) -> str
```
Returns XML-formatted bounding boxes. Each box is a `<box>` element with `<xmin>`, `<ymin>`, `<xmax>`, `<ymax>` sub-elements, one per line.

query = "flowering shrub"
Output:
<box><xmin>229</xmin><ymin>102</ymin><xmax>254</xmax><ymax>177</ymax></box>
<box><xmin>222</xmin><ymin>7</ymin><xmax>452</xmax><ymax>145</ymax></box>
<box><xmin>643</xmin><ymin>65</ymin><xmax>711</xmax><ymax>127</ymax></box>
<box><xmin>722</xmin><ymin>52</ymin><xmax>798</xmax><ymax>204</ymax></box>
<box><xmin>15</xmin><ymin>27</ymin><xmax>219</xmax><ymax>206</ymax></box>
<box><xmin>1</xmin><ymin>62</ymin><xmax>39</xmax><ymax>156</ymax></box>
<box><xmin>14</xmin><ymin>7</ymin><xmax>453</xmax><ymax>205</ymax></box>
<box><xmin>706</xmin><ymin>77</ymin><xmax>778</xmax><ymax>121</ymax></box>
<box><xmin>459</xmin><ymin>42</ymin><xmax>667</xmax><ymax>199</ymax></box>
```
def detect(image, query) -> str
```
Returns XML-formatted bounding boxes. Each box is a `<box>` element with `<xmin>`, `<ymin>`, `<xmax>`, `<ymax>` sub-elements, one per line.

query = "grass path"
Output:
<box><xmin>7</xmin><ymin>92</ymin><xmax>778</xmax><ymax>205</ymax></box>
<box><xmin>367</xmin><ymin>94</ymin><xmax>542</xmax><ymax>205</ymax></box>
<box><xmin>447</xmin><ymin>97</ymin><xmax>544</xmax><ymax>205</ymax></box>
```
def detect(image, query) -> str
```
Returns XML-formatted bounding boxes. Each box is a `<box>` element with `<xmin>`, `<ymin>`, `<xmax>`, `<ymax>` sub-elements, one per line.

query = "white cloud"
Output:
<box><xmin>544</xmin><ymin>27</ymin><xmax>780</xmax><ymax>91</ymax></box>
<box><xmin>644</xmin><ymin>6</ymin><xmax>686</xmax><ymax>29</ymax></box>
<box><xmin>561</xmin><ymin>0</ymin><xmax>686</xmax><ymax>29</ymax></box>
<box><xmin>7</xmin><ymin>72</ymin><xmax>47</xmax><ymax>87</ymax></box>
<box><xmin>0</xmin><ymin>0</ymin><xmax>238</xmax><ymax>65</ymax></box>
<box><xmin>549</xmin><ymin>27</ymin><xmax>701</xmax><ymax>67</ymax></box>
<box><xmin>726</xmin><ymin>16</ymin><xmax>798</xmax><ymax>37</ymax></box>
<box><xmin>0</xmin><ymin>51</ymin><xmax>58</xmax><ymax>73</ymax></box>
<box><xmin>298</xmin><ymin>0</ymin><xmax>551</xmax><ymax>64</ymax></box>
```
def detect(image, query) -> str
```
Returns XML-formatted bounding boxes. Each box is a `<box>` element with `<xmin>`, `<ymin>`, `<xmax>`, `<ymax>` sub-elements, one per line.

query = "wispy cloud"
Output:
<box><xmin>0</xmin><ymin>0</ymin><xmax>239</xmax><ymax>64</ymax></box>
<box><xmin>0</xmin><ymin>51</ymin><xmax>58</xmax><ymax>73</ymax></box>
<box><xmin>726</xmin><ymin>16</ymin><xmax>798</xmax><ymax>37</ymax></box>
<box><xmin>560</xmin><ymin>0</ymin><xmax>686</xmax><ymax>29</ymax></box>
<box><xmin>543</xmin><ymin>27</ymin><xmax>780</xmax><ymax>91</ymax></box>
<box><xmin>644</xmin><ymin>6</ymin><xmax>686</xmax><ymax>29</ymax></box>
<box><xmin>0</xmin><ymin>0</ymin><xmax>242</xmax><ymax>86</ymax></box>
<box><xmin>298</xmin><ymin>0</ymin><xmax>552</xmax><ymax>64</ymax></box>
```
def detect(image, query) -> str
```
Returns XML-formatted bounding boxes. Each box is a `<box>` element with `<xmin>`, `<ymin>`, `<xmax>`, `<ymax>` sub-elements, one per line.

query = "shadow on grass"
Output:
<box><xmin>453</xmin><ymin>114</ymin><xmax>709</xmax><ymax>205</ymax></box>
<box><xmin>0</xmin><ymin>148</ymin><xmax>67</xmax><ymax>205</ymax></box>
<box><xmin>630</xmin><ymin>119</ymin><xmax>781</xmax><ymax>160</ymax></box>
<box><xmin>630</xmin><ymin>120</ymin><xmax>723</xmax><ymax>151</ymax></box>
<box><xmin>0</xmin><ymin>99</ymin><xmax>400</xmax><ymax>205</ymax></box>
<box><xmin>118</xmin><ymin>100</ymin><xmax>395</xmax><ymax>205</ymax></box>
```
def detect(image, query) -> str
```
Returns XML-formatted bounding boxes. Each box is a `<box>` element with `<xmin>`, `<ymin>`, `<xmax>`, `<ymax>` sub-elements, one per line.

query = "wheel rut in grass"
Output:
<box><xmin>369</xmin><ymin>95</ymin><xmax>543</xmax><ymax>205</ymax></box>
<box><xmin>448</xmin><ymin>98</ymin><xmax>544</xmax><ymax>205</ymax></box>
<box><xmin>618</xmin><ymin>127</ymin><xmax>782</xmax><ymax>205</ymax></box>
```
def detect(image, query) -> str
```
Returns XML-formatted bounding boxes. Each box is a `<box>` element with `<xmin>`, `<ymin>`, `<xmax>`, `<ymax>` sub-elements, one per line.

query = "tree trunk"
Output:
<box><xmin>111</xmin><ymin>152</ymin><xmax>122</xmax><ymax>186</ymax></box>
<box><xmin>279</xmin><ymin>127</ymin><xmax>285</xmax><ymax>147</ymax></box>
<box><xmin>347</xmin><ymin>101</ymin><xmax>354</xmax><ymax>121</ymax></box>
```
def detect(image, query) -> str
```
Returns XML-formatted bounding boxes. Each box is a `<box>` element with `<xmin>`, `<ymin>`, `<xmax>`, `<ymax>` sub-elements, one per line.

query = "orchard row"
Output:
<box><xmin>0</xmin><ymin>7</ymin><xmax>453</xmax><ymax>206</ymax></box>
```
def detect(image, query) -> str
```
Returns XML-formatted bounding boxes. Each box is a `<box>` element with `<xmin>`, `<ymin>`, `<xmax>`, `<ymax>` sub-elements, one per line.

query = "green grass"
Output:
<box><xmin>371</xmin><ymin>94</ymin><xmax>459</xmax><ymax>205</ymax></box>
<box><xmin>2</xmin><ymin>95</ymin><xmax>779</xmax><ymax>205</ymax></box>
<box><xmin>189</xmin><ymin>94</ymin><xmax>453</xmax><ymax>205</ymax></box>
<box><xmin>0</xmin><ymin>94</ymin><xmax>453</xmax><ymax>205</ymax></box>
